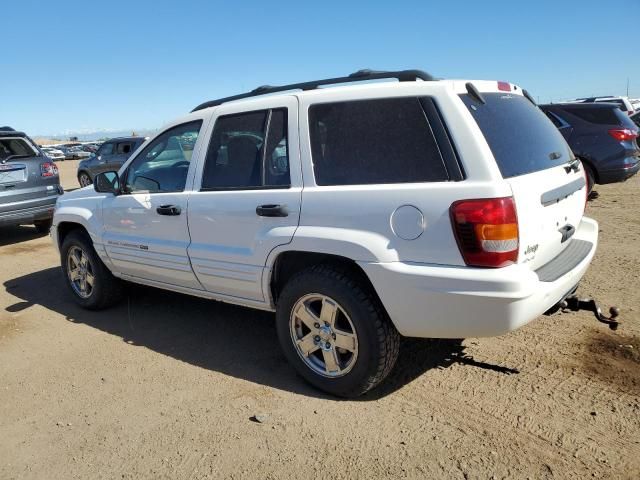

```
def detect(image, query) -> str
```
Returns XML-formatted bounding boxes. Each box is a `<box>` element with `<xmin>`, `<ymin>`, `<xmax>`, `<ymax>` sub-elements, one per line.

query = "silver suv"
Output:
<box><xmin>1</xmin><ymin>127</ymin><xmax>63</xmax><ymax>232</ymax></box>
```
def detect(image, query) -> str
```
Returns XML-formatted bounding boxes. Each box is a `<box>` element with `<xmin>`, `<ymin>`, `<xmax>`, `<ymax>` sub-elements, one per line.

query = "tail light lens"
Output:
<box><xmin>40</xmin><ymin>162</ymin><xmax>59</xmax><ymax>177</ymax></box>
<box><xmin>497</xmin><ymin>81</ymin><xmax>511</xmax><ymax>92</ymax></box>
<box><xmin>450</xmin><ymin>197</ymin><xmax>519</xmax><ymax>268</ymax></box>
<box><xmin>608</xmin><ymin>128</ymin><xmax>638</xmax><ymax>141</ymax></box>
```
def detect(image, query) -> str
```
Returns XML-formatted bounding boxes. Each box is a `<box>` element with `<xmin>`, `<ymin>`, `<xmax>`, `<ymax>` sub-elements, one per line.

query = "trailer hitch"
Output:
<box><xmin>560</xmin><ymin>296</ymin><xmax>621</xmax><ymax>331</ymax></box>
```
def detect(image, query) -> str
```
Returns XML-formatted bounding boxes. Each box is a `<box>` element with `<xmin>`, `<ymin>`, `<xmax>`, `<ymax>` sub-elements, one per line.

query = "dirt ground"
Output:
<box><xmin>1</xmin><ymin>161</ymin><xmax>639</xmax><ymax>479</ymax></box>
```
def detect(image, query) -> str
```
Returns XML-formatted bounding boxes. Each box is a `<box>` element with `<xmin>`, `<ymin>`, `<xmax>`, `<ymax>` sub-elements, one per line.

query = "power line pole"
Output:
<box><xmin>627</xmin><ymin>77</ymin><xmax>629</xmax><ymax>97</ymax></box>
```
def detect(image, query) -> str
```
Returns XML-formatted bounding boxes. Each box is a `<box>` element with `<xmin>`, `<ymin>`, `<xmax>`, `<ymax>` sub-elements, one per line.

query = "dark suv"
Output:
<box><xmin>76</xmin><ymin>136</ymin><xmax>146</xmax><ymax>187</ymax></box>
<box><xmin>0</xmin><ymin>127</ymin><xmax>63</xmax><ymax>232</ymax></box>
<box><xmin>540</xmin><ymin>103</ymin><xmax>640</xmax><ymax>193</ymax></box>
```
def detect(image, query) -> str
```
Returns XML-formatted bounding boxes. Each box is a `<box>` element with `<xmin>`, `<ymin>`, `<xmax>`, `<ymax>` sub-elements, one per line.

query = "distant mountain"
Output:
<box><xmin>36</xmin><ymin>128</ymin><xmax>159</xmax><ymax>141</ymax></box>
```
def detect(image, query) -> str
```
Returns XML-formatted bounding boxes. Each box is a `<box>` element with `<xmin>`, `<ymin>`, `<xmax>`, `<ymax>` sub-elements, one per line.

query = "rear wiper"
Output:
<box><xmin>1</xmin><ymin>154</ymin><xmax>33</xmax><ymax>162</ymax></box>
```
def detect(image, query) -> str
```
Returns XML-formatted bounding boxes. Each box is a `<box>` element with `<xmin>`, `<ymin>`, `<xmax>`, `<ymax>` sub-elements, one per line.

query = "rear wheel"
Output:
<box><xmin>78</xmin><ymin>172</ymin><xmax>92</xmax><ymax>187</ymax></box>
<box><xmin>276</xmin><ymin>264</ymin><xmax>400</xmax><ymax>397</ymax></box>
<box><xmin>61</xmin><ymin>230</ymin><xmax>122</xmax><ymax>309</ymax></box>
<box><xmin>583</xmin><ymin>162</ymin><xmax>595</xmax><ymax>196</ymax></box>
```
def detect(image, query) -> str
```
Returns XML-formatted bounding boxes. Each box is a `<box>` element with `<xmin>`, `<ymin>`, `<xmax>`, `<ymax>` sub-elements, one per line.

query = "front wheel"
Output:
<box><xmin>276</xmin><ymin>264</ymin><xmax>400</xmax><ymax>397</ymax></box>
<box><xmin>34</xmin><ymin>219</ymin><xmax>52</xmax><ymax>234</ymax></box>
<box><xmin>78</xmin><ymin>172</ymin><xmax>92</xmax><ymax>187</ymax></box>
<box><xmin>61</xmin><ymin>230</ymin><xmax>122</xmax><ymax>309</ymax></box>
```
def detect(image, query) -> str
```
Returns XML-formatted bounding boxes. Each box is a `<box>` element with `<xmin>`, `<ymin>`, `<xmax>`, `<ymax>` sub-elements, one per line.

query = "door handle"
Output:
<box><xmin>156</xmin><ymin>205</ymin><xmax>182</xmax><ymax>216</ymax></box>
<box><xmin>256</xmin><ymin>204</ymin><xmax>288</xmax><ymax>217</ymax></box>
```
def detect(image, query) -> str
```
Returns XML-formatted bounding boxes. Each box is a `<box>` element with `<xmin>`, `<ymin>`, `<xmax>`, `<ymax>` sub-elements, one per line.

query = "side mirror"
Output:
<box><xmin>94</xmin><ymin>171</ymin><xmax>120</xmax><ymax>195</ymax></box>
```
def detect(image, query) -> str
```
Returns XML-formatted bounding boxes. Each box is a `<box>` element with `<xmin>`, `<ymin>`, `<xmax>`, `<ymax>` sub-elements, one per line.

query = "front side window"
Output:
<box><xmin>309</xmin><ymin>98</ymin><xmax>449</xmax><ymax>186</ymax></box>
<box><xmin>201</xmin><ymin>108</ymin><xmax>290</xmax><ymax>189</ymax></box>
<box><xmin>124</xmin><ymin>121</ymin><xmax>202</xmax><ymax>193</ymax></box>
<box><xmin>98</xmin><ymin>143</ymin><xmax>114</xmax><ymax>156</ymax></box>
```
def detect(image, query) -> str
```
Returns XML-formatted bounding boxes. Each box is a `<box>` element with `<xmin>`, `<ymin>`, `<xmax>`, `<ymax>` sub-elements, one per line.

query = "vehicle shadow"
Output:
<box><xmin>4</xmin><ymin>267</ymin><xmax>516</xmax><ymax>399</ymax></box>
<box><xmin>0</xmin><ymin>225</ymin><xmax>48</xmax><ymax>247</ymax></box>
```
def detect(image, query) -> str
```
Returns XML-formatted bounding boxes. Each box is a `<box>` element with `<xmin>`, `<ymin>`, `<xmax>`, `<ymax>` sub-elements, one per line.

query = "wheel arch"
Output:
<box><xmin>267</xmin><ymin>250</ymin><xmax>384</xmax><ymax>310</ymax></box>
<box><xmin>576</xmin><ymin>155</ymin><xmax>599</xmax><ymax>183</ymax></box>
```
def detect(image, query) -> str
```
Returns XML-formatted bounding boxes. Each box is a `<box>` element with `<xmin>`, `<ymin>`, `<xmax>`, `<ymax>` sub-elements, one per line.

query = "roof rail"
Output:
<box><xmin>191</xmin><ymin>69</ymin><xmax>434</xmax><ymax>112</ymax></box>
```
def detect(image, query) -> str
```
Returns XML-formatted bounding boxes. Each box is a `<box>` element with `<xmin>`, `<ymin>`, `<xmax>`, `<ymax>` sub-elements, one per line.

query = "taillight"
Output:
<box><xmin>450</xmin><ymin>197</ymin><xmax>519</xmax><ymax>268</ymax></box>
<box><xmin>608</xmin><ymin>128</ymin><xmax>638</xmax><ymax>141</ymax></box>
<box><xmin>40</xmin><ymin>162</ymin><xmax>59</xmax><ymax>177</ymax></box>
<box><xmin>497</xmin><ymin>81</ymin><xmax>511</xmax><ymax>92</ymax></box>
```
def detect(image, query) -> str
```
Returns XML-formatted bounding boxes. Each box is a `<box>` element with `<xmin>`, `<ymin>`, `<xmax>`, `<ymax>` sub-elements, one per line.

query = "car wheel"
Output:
<box><xmin>34</xmin><ymin>219</ymin><xmax>52</xmax><ymax>234</ymax></box>
<box><xmin>583</xmin><ymin>162</ymin><xmax>595</xmax><ymax>196</ymax></box>
<box><xmin>78</xmin><ymin>172</ymin><xmax>92</xmax><ymax>187</ymax></box>
<box><xmin>61</xmin><ymin>230</ymin><xmax>122</xmax><ymax>310</ymax></box>
<box><xmin>276</xmin><ymin>264</ymin><xmax>400</xmax><ymax>398</ymax></box>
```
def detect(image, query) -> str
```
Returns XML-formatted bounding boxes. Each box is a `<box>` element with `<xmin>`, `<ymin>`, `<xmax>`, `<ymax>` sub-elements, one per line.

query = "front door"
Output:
<box><xmin>102</xmin><ymin>120</ymin><xmax>206</xmax><ymax>289</ymax></box>
<box><xmin>187</xmin><ymin>97</ymin><xmax>301</xmax><ymax>302</ymax></box>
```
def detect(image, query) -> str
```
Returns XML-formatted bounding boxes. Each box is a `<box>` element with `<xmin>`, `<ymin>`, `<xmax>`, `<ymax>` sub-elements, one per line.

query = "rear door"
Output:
<box><xmin>460</xmin><ymin>91</ymin><xmax>587</xmax><ymax>270</ymax></box>
<box><xmin>187</xmin><ymin>97</ymin><xmax>301</xmax><ymax>302</ymax></box>
<box><xmin>107</xmin><ymin>140</ymin><xmax>136</xmax><ymax>172</ymax></box>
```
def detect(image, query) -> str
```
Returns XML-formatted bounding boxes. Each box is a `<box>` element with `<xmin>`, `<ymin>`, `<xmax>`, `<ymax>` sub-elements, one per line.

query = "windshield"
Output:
<box><xmin>0</xmin><ymin>137</ymin><xmax>37</xmax><ymax>161</ymax></box>
<box><xmin>460</xmin><ymin>93</ymin><xmax>572</xmax><ymax>178</ymax></box>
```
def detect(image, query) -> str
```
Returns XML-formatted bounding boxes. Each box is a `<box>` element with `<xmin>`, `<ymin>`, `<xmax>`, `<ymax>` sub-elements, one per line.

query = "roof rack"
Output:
<box><xmin>191</xmin><ymin>69</ymin><xmax>434</xmax><ymax>112</ymax></box>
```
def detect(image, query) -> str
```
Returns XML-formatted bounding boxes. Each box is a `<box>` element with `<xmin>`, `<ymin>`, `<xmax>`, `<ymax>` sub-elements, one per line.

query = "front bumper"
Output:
<box><xmin>359</xmin><ymin>217</ymin><xmax>599</xmax><ymax>339</ymax></box>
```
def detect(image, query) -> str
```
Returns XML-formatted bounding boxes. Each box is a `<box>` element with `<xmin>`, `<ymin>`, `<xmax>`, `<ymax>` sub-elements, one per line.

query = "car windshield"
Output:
<box><xmin>0</xmin><ymin>138</ymin><xmax>36</xmax><ymax>160</ymax></box>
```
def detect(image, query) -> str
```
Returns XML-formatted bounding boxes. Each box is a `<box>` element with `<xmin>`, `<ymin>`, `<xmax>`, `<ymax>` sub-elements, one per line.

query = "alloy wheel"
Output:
<box><xmin>289</xmin><ymin>293</ymin><xmax>358</xmax><ymax>378</ymax></box>
<box><xmin>67</xmin><ymin>246</ymin><xmax>95</xmax><ymax>299</ymax></box>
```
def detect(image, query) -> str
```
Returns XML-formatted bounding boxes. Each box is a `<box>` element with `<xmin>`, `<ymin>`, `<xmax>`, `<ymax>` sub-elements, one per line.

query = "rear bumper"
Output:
<box><xmin>0</xmin><ymin>202</ymin><xmax>56</xmax><ymax>226</ymax></box>
<box><xmin>0</xmin><ymin>194</ymin><xmax>60</xmax><ymax>226</ymax></box>
<box><xmin>598</xmin><ymin>158</ymin><xmax>640</xmax><ymax>184</ymax></box>
<box><xmin>360</xmin><ymin>217</ymin><xmax>598</xmax><ymax>338</ymax></box>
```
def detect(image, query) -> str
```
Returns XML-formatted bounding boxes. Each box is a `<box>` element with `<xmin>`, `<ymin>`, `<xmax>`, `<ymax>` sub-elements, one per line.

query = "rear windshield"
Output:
<box><xmin>460</xmin><ymin>93</ymin><xmax>571</xmax><ymax>178</ymax></box>
<box><xmin>560</xmin><ymin>106</ymin><xmax>635</xmax><ymax>128</ymax></box>
<box><xmin>0</xmin><ymin>137</ymin><xmax>37</xmax><ymax>161</ymax></box>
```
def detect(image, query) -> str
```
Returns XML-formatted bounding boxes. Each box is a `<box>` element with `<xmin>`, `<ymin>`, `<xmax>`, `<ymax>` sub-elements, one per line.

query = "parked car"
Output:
<box><xmin>572</xmin><ymin>96</ymin><xmax>636</xmax><ymax>115</ymax></box>
<box><xmin>1</xmin><ymin>127</ymin><xmax>63</xmax><ymax>232</ymax></box>
<box><xmin>68</xmin><ymin>146</ymin><xmax>91</xmax><ymax>160</ymax></box>
<box><xmin>540</xmin><ymin>102</ymin><xmax>640</xmax><ymax>193</ymax></box>
<box><xmin>630</xmin><ymin>110</ymin><xmax>640</xmax><ymax>129</ymax></box>
<box><xmin>76</xmin><ymin>136</ymin><xmax>146</xmax><ymax>187</ymax></box>
<box><xmin>52</xmin><ymin>70</ymin><xmax>597</xmax><ymax>397</ymax></box>
<box><xmin>41</xmin><ymin>147</ymin><xmax>66</xmax><ymax>162</ymax></box>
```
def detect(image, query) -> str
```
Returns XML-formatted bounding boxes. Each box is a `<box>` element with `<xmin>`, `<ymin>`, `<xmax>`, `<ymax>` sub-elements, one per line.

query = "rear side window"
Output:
<box><xmin>116</xmin><ymin>141</ymin><xmax>134</xmax><ymax>154</ymax></box>
<box><xmin>560</xmin><ymin>106</ymin><xmax>629</xmax><ymax>126</ymax></box>
<box><xmin>309</xmin><ymin>98</ymin><xmax>449</xmax><ymax>186</ymax></box>
<box><xmin>460</xmin><ymin>93</ymin><xmax>571</xmax><ymax>178</ymax></box>
<box><xmin>201</xmin><ymin>108</ymin><xmax>290</xmax><ymax>190</ymax></box>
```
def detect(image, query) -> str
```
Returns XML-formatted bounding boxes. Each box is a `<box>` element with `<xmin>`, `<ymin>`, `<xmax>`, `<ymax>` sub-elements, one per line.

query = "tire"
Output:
<box><xmin>34</xmin><ymin>219</ymin><xmax>52</xmax><ymax>234</ymax></box>
<box><xmin>60</xmin><ymin>229</ymin><xmax>123</xmax><ymax>310</ymax></box>
<box><xmin>276</xmin><ymin>264</ymin><xmax>400</xmax><ymax>397</ymax></box>
<box><xmin>583</xmin><ymin>162</ymin><xmax>595</xmax><ymax>196</ymax></box>
<box><xmin>78</xmin><ymin>172</ymin><xmax>92</xmax><ymax>187</ymax></box>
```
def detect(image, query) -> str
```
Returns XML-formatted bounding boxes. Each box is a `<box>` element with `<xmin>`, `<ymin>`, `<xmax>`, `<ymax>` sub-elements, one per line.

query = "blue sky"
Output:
<box><xmin>3</xmin><ymin>0</ymin><xmax>639</xmax><ymax>136</ymax></box>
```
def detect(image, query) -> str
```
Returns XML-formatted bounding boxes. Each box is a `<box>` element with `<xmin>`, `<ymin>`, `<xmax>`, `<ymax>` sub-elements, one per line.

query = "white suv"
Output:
<box><xmin>52</xmin><ymin>70</ymin><xmax>597</xmax><ymax>397</ymax></box>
